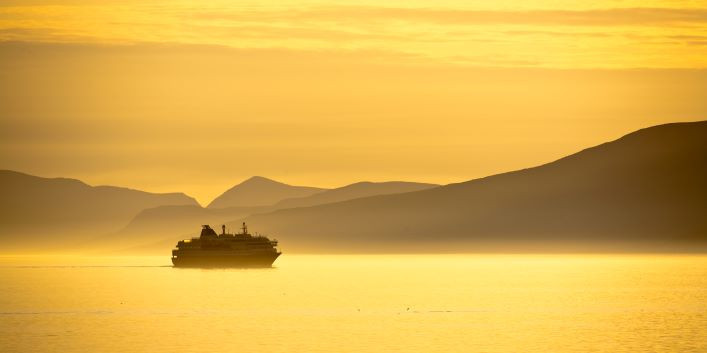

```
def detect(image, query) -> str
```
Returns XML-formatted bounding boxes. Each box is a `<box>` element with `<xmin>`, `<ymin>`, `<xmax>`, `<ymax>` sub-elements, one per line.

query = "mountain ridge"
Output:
<box><xmin>207</xmin><ymin>176</ymin><xmax>326</xmax><ymax>209</ymax></box>
<box><xmin>271</xmin><ymin>181</ymin><xmax>439</xmax><ymax>210</ymax></box>
<box><xmin>232</xmin><ymin>120</ymin><xmax>707</xmax><ymax>252</ymax></box>
<box><xmin>0</xmin><ymin>170</ymin><xmax>199</xmax><ymax>247</ymax></box>
<box><xmin>107</xmin><ymin>180</ymin><xmax>442</xmax><ymax>250</ymax></box>
<box><xmin>3</xmin><ymin>120</ymin><xmax>705</xmax><ymax>253</ymax></box>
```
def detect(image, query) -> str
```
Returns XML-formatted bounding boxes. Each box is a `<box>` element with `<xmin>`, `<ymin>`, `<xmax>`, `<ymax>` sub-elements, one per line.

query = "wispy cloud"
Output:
<box><xmin>191</xmin><ymin>7</ymin><xmax>707</xmax><ymax>26</ymax></box>
<box><xmin>1</xmin><ymin>4</ymin><xmax>706</xmax><ymax>68</ymax></box>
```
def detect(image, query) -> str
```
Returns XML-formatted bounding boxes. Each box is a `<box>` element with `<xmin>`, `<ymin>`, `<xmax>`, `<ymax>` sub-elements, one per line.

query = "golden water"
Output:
<box><xmin>1</xmin><ymin>255</ymin><xmax>706</xmax><ymax>352</ymax></box>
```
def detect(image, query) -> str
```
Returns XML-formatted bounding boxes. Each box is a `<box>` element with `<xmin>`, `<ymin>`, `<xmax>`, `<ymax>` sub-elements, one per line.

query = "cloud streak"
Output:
<box><xmin>1</xmin><ymin>3</ymin><xmax>706</xmax><ymax>68</ymax></box>
<box><xmin>191</xmin><ymin>7</ymin><xmax>707</xmax><ymax>27</ymax></box>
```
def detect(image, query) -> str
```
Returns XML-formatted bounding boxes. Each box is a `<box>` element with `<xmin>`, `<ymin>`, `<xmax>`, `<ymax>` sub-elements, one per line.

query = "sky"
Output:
<box><xmin>1</xmin><ymin>0</ymin><xmax>706</xmax><ymax>205</ymax></box>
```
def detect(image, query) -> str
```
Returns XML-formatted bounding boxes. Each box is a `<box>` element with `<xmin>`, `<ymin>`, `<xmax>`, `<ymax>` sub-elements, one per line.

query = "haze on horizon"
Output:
<box><xmin>1</xmin><ymin>0</ymin><xmax>706</xmax><ymax>204</ymax></box>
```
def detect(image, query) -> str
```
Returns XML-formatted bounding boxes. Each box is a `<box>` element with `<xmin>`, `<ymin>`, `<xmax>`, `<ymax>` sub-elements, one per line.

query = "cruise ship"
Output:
<box><xmin>171</xmin><ymin>223</ymin><xmax>281</xmax><ymax>267</ymax></box>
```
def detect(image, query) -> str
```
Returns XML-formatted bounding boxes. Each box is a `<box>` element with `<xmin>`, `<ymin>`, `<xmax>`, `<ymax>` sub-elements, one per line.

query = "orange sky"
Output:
<box><xmin>1</xmin><ymin>1</ymin><xmax>706</xmax><ymax>204</ymax></box>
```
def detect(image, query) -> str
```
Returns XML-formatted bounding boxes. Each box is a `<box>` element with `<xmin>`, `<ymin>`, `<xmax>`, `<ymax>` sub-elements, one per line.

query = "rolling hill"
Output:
<box><xmin>272</xmin><ymin>181</ymin><xmax>438</xmax><ymax>209</ymax></box>
<box><xmin>0</xmin><ymin>170</ymin><xmax>198</xmax><ymax>248</ymax></box>
<box><xmin>233</xmin><ymin>121</ymin><xmax>707</xmax><ymax>252</ymax></box>
<box><xmin>110</xmin><ymin>181</ymin><xmax>440</xmax><ymax>251</ymax></box>
<box><xmin>207</xmin><ymin>176</ymin><xmax>326</xmax><ymax>208</ymax></box>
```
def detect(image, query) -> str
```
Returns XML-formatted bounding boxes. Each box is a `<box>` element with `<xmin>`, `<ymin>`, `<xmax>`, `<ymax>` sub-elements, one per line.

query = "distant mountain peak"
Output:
<box><xmin>241</xmin><ymin>176</ymin><xmax>282</xmax><ymax>184</ymax></box>
<box><xmin>207</xmin><ymin>176</ymin><xmax>326</xmax><ymax>209</ymax></box>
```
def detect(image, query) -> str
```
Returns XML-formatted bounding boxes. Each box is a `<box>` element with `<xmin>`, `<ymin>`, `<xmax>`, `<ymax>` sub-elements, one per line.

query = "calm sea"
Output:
<box><xmin>1</xmin><ymin>254</ymin><xmax>705</xmax><ymax>352</ymax></box>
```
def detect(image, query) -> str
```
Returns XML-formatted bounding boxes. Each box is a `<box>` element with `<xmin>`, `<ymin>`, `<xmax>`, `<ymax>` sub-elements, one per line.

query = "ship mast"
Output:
<box><xmin>242</xmin><ymin>222</ymin><xmax>248</xmax><ymax>235</ymax></box>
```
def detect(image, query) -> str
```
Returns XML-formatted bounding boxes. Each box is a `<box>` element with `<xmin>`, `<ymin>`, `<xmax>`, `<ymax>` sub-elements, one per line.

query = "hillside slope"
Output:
<box><xmin>236</xmin><ymin>121</ymin><xmax>707</xmax><ymax>252</ymax></box>
<box><xmin>207</xmin><ymin>176</ymin><xmax>326</xmax><ymax>208</ymax></box>
<box><xmin>109</xmin><ymin>181</ymin><xmax>438</xmax><ymax>251</ymax></box>
<box><xmin>273</xmin><ymin>181</ymin><xmax>438</xmax><ymax>209</ymax></box>
<box><xmin>0</xmin><ymin>170</ymin><xmax>198</xmax><ymax>246</ymax></box>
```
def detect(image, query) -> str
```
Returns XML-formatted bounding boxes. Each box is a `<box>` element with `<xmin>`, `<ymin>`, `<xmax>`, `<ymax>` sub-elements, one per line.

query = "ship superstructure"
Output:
<box><xmin>171</xmin><ymin>223</ymin><xmax>281</xmax><ymax>267</ymax></box>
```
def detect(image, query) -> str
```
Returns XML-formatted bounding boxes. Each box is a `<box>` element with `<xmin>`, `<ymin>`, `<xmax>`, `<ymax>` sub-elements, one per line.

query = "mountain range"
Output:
<box><xmin>234</xmin><ymin>120</ymin><xmax>707</xmax><ymax>252</ymax></box>
<box><xmin>0</xmin><ymin>170</ymin><xmax>198</xmax><ymax>247</ymax></box>
<box><xmin>0</xmin><ymin>170</ymin><xmax>439</xmax><ymax>251</ymax></box>
<box><xmin>108</xmin><ymin>180</ymin><xmax>439</xmax><ymax>250</ymax></box>
<box><xmin>1</xmin><ymin>120</ymin><xmax>705</xmax><ymax>253</ymax></box>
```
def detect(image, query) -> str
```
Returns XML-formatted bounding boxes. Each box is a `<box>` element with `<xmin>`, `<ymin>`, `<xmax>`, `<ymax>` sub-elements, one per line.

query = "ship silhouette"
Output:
<box><xmin>171</xmin><ymin>223</ymin><xmax>281</xmax><ymax>267</ymax></box>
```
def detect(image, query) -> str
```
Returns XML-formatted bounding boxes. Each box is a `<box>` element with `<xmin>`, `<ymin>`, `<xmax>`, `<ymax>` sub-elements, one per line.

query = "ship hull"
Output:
<box><xmin>172</xmin><ymin>252</ymin><xmax>281</xmax><ymax>268</ymax></box>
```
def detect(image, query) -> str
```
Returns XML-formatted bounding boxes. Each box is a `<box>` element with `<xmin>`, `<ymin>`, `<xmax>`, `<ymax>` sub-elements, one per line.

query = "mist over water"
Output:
<box><xmin>1</xmin><ymin>254</ymin><xmax>705</xmax><ymax>353</ymax></box>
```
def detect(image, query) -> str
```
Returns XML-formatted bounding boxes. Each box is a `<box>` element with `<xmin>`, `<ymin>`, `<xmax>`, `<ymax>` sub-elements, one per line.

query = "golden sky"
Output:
<box><xmin>1</xmin><ymin>0</ymin><xmax>706</xmax><ymax>204</ymax></box>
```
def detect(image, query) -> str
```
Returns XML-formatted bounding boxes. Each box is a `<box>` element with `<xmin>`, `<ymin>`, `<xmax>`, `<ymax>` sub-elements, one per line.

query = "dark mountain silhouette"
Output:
<box><xmin>109</xmin><ymin>181</ymin><xmax>439</xmax><ymax>250</ymax></box>
<box><xmin>231</xmin><ymin>121</ymin><xmax>707</xmax><ymax>252</ymax></box>
<box><xmin>0</xmin><ymin>170</ymin><xmax>198</xmax><ymax>247</ymax></box>
<box><xmin>272</xmin><ymin>181</ymin><xmax>438</xmax><ymax>209</ymax></box>
<box><xmin>120</xmin><ymin>205</ymin><xmax>265</xmax><ymax>235</ymax></box>
<box><xmin>105</xmin><ymin>204</ymin><xmax>267</xmax><ymax>247</ymax></box>
<box><xmin>207</xmin><ymin>176</ymin><xmax>326</xmax><ymax>209</ymax></box>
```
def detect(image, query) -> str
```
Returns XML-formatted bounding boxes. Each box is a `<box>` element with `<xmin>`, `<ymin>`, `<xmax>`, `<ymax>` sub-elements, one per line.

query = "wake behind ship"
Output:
<box><xmin>172</xmin><ymin>223</ymin><xmax>281</xmax><ymax>267</ymax></box>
